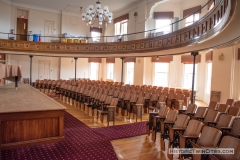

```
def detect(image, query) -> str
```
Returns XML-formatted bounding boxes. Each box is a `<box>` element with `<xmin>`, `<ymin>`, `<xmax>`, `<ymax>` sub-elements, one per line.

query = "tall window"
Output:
<box><xmin>90</xmin><ymin>63</ymin><xmax>99</xmax><ymax>80</ymax></box>
<box><xmin>206</xmin><ymin>63</ymin><xmax>212</xmax><ymax>94</ymax></box>
<box><xmin>107</xmin><ymin>63</ymin><xmax>114</xmax><ymax>79</ymax></box>
<box><xmin>183</xmin><ymin>64</ymin><xmax>198</xmax><ymax>89</ymax></box>
<box><xmin>126</xmin><ymin>62</ymin><xmax>134</xmax><ymax>85</ymax></box>
<box><xmin>115</xmin><ymin>20</ymin><xmax>128</xmax><ymax>41</ymax></box>
<box><xmin>154</xmin><ymin>63</ymin><xmax>169</xmax><ymax>86</ymax></box>
<box><xmin>91</xmin><ymin>31</ymin><xmax>101</xmax><ymax>42</ymax></box>
<box><xmin>185</xmin><ymin>13</ymin><xmax>200</xmax><ymax>26</ymax></box>
<box><xmin>156</xmin><ymin>19</ymin><xmax>171</xmax><ymax>34</ymax></box>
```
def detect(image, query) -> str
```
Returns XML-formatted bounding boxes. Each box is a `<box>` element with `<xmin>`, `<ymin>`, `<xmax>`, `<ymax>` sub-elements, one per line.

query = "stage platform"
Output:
<box><xmin>0</xmin><ymin>84</ymin><xmax>66</xmax><ymax>150</ymax></box>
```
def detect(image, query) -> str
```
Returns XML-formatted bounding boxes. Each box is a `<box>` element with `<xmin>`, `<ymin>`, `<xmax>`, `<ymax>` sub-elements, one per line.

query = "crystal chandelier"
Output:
<box><xmin>81</xmin><ymin>0</ymin><xmax>113</xmax><ymax>26</ymax></box>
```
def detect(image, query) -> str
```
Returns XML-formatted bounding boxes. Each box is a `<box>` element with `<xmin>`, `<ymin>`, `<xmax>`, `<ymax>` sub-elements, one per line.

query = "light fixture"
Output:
<box><xmin>80</xmin><ymin>0</ymin><xmax>113</xmax><ymax>27</ymax></box>
<box><xmin>134</xmin><ymin>12</ymin><xmax>138</xmax><ymax>18</ymax></box>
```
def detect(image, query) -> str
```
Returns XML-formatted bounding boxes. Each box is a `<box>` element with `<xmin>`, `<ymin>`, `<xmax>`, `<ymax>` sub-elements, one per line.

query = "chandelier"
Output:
<box><xmin>81</xmin><ymin>0</ymin><xmax>113</xmax><ymax>26</ymax></box>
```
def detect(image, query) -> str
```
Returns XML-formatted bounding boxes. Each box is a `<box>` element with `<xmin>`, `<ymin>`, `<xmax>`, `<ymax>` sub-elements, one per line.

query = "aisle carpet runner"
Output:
<box><xmin>1</xmin><ymin>112</ymin><xmax>146</xmax><ymax>160</ymax></box>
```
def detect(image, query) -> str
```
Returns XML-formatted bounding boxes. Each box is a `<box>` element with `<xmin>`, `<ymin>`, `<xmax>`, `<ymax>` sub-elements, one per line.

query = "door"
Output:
<box><xmin>44</xmin><ymin>21</ymin><xmax>54</xmax><ymax>42</ymax></box>
<box><xmin>17</xmin><ymin>18</ymin><xmax>28</xmax><ymax>41</ymax></box>
<box><xmin>39</xmin><ymin>61</ymin><xmax>50</xmax><ymax>80</ymax></box>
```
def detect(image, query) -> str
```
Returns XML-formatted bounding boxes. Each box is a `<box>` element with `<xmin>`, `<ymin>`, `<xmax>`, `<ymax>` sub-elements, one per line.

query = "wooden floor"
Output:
<box><xmin>45</xmin><ymin>90</ymin><xmax>207</xmax><ymax>160</ymax></box>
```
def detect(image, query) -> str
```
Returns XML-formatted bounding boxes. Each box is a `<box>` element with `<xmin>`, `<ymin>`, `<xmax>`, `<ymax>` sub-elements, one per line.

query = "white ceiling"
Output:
<box><xmin>11</xmin><ymin>0</ymin><xmax>145</xmax><ymax>13</ymax></box>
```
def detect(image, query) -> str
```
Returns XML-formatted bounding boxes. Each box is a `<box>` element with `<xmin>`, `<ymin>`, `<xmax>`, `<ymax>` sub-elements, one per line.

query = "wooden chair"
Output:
<box><xmin>126</xmin><ymin>94</ymin><xmax>138</xmax><ymax>120</ymax></box>
<box><xmin>148</xmin><ymin>93</ymin><xmax>159</xmax><ymax>112</ymax></box>
<box><xmin>216</xmin><ymin>104</ymin><xmax>230</xmax><ymax>114</ymax></box>
<box><xmin>178</xmin><ymin>120</ymin><xmax>204</xmax><ymax>159</ymax></box>
<box><xmin>191</xmin><ymin>107</ymin><xmax>208</xmax><ymax>119</ymax></box>
<box><xmin>208</xmin><ymin>114</ymin><xmax>235</xmax><ymax>132</ymax></box>
<box><xmin>197</xmin><ymin>109</ymin><xmax>220</xmax><ymax>124</ymax></box>
<box><xmin>226</xmin><ymin>98</ymin><xmax>235</xmax><ymax>107</ymax></box>
<box><xmin>133</xmin><ymin>96</ymin><xmax>145</xmax><ymax>122</ymax></box>
<box><xmin>191</xmin><ymin>126</ymin><xmax>222</xmax><ymax>160</ymax></box>
<box><xmin>208</xmin><ymin>101</ymin><xmax>218</xmax><ymax>110</ymax></box>
<box><xmin>121</xmin><ymin>92</ymin><xmax>132</xmax><ymax>117</ymax></box>
<box><xmin>235</xmin><ymin>101</ymin><xmax>240</xmax><ymax>108</ymax></box>
<box><xmin>228</xmin><ymin>107</ymin><xmax>240</xmax><ymax>116</ymax></box>
<box><xmin>224</xmin><ymin>118</ymin><xmax>240</xmax><ymax>138</ymax></box>
<box><xmin>179</xmin><ymin>103</ymin><xmax>197</xmax><ymax>115</ymax></box>
<box><xmin>209</xmin><ymin>136</ymin><xmax>240</xmax><ymax>160</ymax></box>
<box><xmin>173</xmin><ymin>93</ymin><xmax>185</xmax><ymax>110</ymax></box>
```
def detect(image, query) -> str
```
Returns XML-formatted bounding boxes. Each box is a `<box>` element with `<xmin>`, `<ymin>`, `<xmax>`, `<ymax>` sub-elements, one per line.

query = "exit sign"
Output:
<box><xmin>20</xmin><ymin>15</ymin><xmax>25</xmax><ymax>19</ymax></box>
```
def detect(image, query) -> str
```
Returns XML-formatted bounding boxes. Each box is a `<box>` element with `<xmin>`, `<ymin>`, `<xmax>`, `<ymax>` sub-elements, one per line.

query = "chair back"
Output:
<box><xmin>150</xmin><ymin>93</ymin><xmax>158</xmax><ymax>101</ymax></box>
<box><xmin>228</xmin><ymin>107</ymin><xmax>240</xmax><ymax>116</ymax></box>
<box><xmin>159</xmin><ymin>94</ymin><xmax>167</xmax><ymax>102</ymax></box>
<box><xmin>158</xmin><ymin>106</ymin><xmax>170</xmax><ymax>117</ymax></box>
<box><xmin>185</xmin><ymin>104</ymin><xmax>197</xmax><ymax>114</ymax></box>
<box><xmin>194</xmin><ymin>107</ymin><xmax>208</xmax><ymax>118</ymax></box>
<box><xmin>226</xmin><ymin>99</ymin><xmax>235</xmax><ymax>107</ymax></box>
<box><xmin>218</xmin><ymin>104</ymin><xmax>230</xmax><ymax>114</ymax></box>
<box><xmin>231</xmin><ymin>118</ymin><xmax>240</xmax><ymax>136</ymax></box>
<box><xmin>214</xmin><ymin>136</ymin><xmax>240</xmax><ymax>160</ymax></box>
<box><xmin>165</xmin><ymin>110</ymin><xmax>178</xmax><ymax>122</ymax></box>
<box><xmin>196</xmin><ymin>126</ymin><xmax>222</xmax><ymax>147</ymax></box>
<box><xmin>183</xmin><ymin>120</ymin><xmax>204</xmax><ymax>137</ymax></box>
<box><xmin>216</xmin><ymin>114</ymin><xmax>234</xmax><ymax>129</ymax></box>
<box><xmin>130</xmin><ymin>94</ymin><xmax>138</xmax><ymax>103</ymax></box>
<box><xmin>208</xmin><ymin>101</ymin><xmax>218</xmax><ymax>110</ymax></box>
<box><xmin>110</xmin><ymin>98</ymin><xmax>119</xmax><ymax>106</ymax></box>
<box><xmin>173</xmin><ymin>114</ymin><xmax>190</xmax><ymax>128</ymax></box>
<box><xmin>235</xmin><ymin>101</ymin><xmax>240</xmax><ymax>107</ymax></box>
<box><xmin>204</xmin><ymin>109</ymin><xmax>220</xmax><ymax>123</ymax></box>
<box><xmin>136</xmin><ymin>96</ymin><xmax>144</xmax><ymax>104</ymax></box>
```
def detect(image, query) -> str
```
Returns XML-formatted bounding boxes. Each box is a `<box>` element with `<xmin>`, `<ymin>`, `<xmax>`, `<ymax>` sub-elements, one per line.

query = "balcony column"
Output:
<box><xmin>29</xmin><ymin>55</ymin><xmax>33</xmax><ymax>85</ymax></box>
<box><xmin>120</xmin><ymin>57</ymin><xmax>125</xmax><ymax>85</ymax></box>
<box><xmin>74</xmin><ymin>57</ymin><xmax>78</xmax><ymax>82</ymax></box>
<box><xmin>191</xmin><ymin>52</ymin><xmax>199</xmax><ymax>104</ymax></box>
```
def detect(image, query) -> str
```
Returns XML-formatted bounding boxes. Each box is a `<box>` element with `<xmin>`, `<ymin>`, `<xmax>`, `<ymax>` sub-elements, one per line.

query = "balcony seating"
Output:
<box><xmin>191</xmin><ymin>126</ymin><xmax>222</xmax><ymax>160</ymax></box>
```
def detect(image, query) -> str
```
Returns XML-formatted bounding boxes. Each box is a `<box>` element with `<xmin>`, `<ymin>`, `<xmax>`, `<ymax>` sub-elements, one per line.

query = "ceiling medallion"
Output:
<box><xmin>80</xmin><ymin>0</ymin><xmax>113</xmax><ymax>27</ymax></box>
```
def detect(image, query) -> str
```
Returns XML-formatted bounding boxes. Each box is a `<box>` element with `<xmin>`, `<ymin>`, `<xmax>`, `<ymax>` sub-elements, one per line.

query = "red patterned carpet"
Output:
<box><xmin>1</xmin><ymin>112</ymin><xmax>146</xmax><ymax>160</ymax></box>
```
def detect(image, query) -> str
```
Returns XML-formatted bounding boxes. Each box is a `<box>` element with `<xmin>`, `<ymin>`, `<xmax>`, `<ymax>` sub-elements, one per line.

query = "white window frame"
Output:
<box><xmin>91</xmin><ymin>31</ymin><xmax>101</xmax><ymax>42</ymax></box>
<box><xmin>153</xmin><ymin>62</ymin><xmax>169</xmax><ymax>87</ymax></box>
<box><xmin>89</xmin><ymin>62</ymin><xmax>99</xmax><ymax>80</ymax></box>
<box><xmin>185</xmin><ymin>13</ymin><xmax>200</xmax><ymax>27</ymax></box>
<box><xmin>106</xmin><ymin>63</ymin><xmax>114</xmax><ymax>80</ymax></box>
<box><xmin>155</xmin><ymin>19</ymin><xmax>172</xmax><ymax>34</ymax></box>
<box><xmin>183</xmin><ymin>64</ymin><xmax>198</xmax><ymax>89</ymax></box>
<box><xmin>114</xmin><ymin>20</ymin><xmax>128</xmax><ymax>41</ymax></box>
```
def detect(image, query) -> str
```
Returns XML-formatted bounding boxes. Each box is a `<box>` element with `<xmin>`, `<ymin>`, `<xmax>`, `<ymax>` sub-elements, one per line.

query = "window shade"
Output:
<box><xmin>124</xmin><ymin>57</ymin><xmax>136</xmax><ymax>63</ymax></box>
<box><xmin>88</xmin><ymin>58</ymin><xmax>102</xmax><ymax>63</ymax></box>
<box><xmin>106</xmin><ymin>58</ymin><xmax>115</xmax><ymax>63</ymax></box>
<box><xmin>206</xmin><ymin>51</ymin><xmax>213</xmax><ymax>62</ymax></box>
<box><xmin>151</xmin><ymin>55</ymin><xmax>173</xmax><ymax>63</ymax></box>
<box><xmin>208</xmin><ymin>0</ymin><xmax>215</xmax><ymax>10</ymax></box>
<box><xmin>183</xmin><ymin>5</ymin><xmax>202</xmax><ymax>18</ymax></box>
<box><xmin>181</xmin><ymin>54</ymin><xmax>201</xmax><ymax>64</ymax></box>
<box><xmin>90</xmin><ymin>27</ymin><xmax>102</xmax><ymax>33</ymax></box>
<box><xmin>114</xmin><ymin>13</ymin><xmax>129</xmax><ymax>24</ymax></box>
<box><xmin>153</xmin><ymin>12</ymin><xmax>174</xmax><ymax>19</ymax></box>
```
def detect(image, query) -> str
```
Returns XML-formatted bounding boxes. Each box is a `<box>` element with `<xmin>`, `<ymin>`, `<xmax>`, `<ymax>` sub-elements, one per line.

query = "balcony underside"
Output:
<box><xmin>0</xmin><ymin>0</ymin><xmax>239</xmax><ymax>57</ymax></box>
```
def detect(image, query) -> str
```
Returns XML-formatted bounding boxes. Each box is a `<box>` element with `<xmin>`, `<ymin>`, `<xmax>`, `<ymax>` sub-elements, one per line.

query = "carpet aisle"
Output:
<box><xmin>1</xmin><ymin>112</ymin><xmax>146</xmax><ymax>160</ymax></box>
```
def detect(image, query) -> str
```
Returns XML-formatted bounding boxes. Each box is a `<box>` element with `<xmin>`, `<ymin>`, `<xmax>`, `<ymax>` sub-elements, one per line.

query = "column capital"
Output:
<box><xmin>74</xmin><ymin>57</ymin><xmax>78</xmax><ymax>60</ymax></box>
<box><xmin>29</xmin><ymin>55</ymin><xmax>33</xmax><ymax>58</ymax></box>
<box><xmin>120</xmin><ymin>57</ymin><xmax>125</xmax><ymax>60</ymax></box>
<box><xmin>191</xmin><ymin>52</ymin><xmax>199</xmax><ymax>57</ymax></box>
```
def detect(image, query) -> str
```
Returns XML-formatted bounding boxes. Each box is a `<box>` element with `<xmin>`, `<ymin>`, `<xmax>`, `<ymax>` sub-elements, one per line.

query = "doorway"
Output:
<box><xmin>17</xmin><ymin>18</ymin><xmax>28</xmax><ymax>41</ymax></box>
<box><xmin>44</xmin><ymin>21</ymin><xmax>54</xmax><ymax>42</ymax></box>
<box><xmin>38</xmin><ymin>61</ymin><xmax>50</xmax><ymax>80</ymax></box>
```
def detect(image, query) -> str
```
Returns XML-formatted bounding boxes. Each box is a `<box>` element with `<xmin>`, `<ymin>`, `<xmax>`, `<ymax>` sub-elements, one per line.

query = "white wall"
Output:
<box><xmin>7</xmin><ymin>55</ymin><xmax>60</xmax><ymax>82</ymax></box>
<box><xmin>0</xmin><ymin>1</ymin><xmax>11</xmax><ymax>39</ymax></box>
